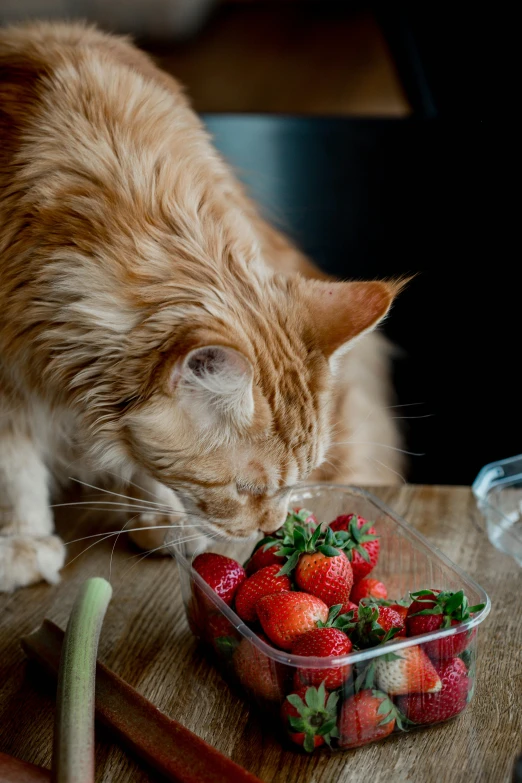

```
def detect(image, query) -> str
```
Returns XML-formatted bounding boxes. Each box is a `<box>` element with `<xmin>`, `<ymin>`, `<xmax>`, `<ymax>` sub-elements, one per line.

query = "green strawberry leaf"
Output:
<box><xmin>286</xmin><ymin>693</ymin><xmax>305</xmax><ymax>712</ymax></box>
<box><xmin>410</xmin><ymin>589</ymin><xmax>437</xmax><ymax>598</ymax></box>
<box><xmin>293</xmin><ymin>525</ymin><xmax>308</xmax><ymax>551</ymax></box>
<box><xmin>275</xmin><ymin>546</ymin><xmax>295</xmax><ymax>557</ymax></box>
<box><xmin>354</xmin><ymin>661</ymin><xmax>375</xmax><ymax>691</ymax></box>
<box><xmin>288</xmin><ymin>716</ymin><xmax>307</xmax><ymax>732</ymax></box>
<box><xmin>317</xmin><ymin>719</ymin><xmax>337</xmax><ymax>737</ymax></box>
<box><xmin>409</xmin><ymin>605</ymin><xmax>444</xmax><ymax>617</ymax></box>
<box><xmin>317</xmin><ymin>545</ymin><xmax>342</xmax><ymax>557</ymax></box>
<box><xmin>379</xmin><ymin>651</ymin><xmax>403</xmax><ymax>662</ymax></box>
<box><xmin>334</xmin><ymin>530</ymin><xmax>350</xmax><ymax>543</ymax></box>
<box><xmin>277</xmin><ymin>550</ymin><xmax>301</xmax><ymax>576</ymax></box>
<box><xmin>322</xmin><ymin>604</ymin><xmax>343</xmax><ymax>627</ymax></box>
<box><xmin>305</xmin><ymin>685</ymin><xmax>321</xmax><ymax>711</ymax></box>
<box><xmin>309</xmin><ymin>523</ymin><xmax>323</xmax><ymax>548</ymax></box>
<box><xmin>326</xmin><ymin>690</ymin><xmax>339</xmax><ymax>712</ymax></box>
<box><xmin>303</xmin><ymin>733</ymin><xmax>316</xmax><ymax>753</ymax></box>
<box><xmin>467</xmin><ymin>602</ymin><xmax>486</xmax><ymax>614</ymax></box>
<box><xmin>359</xmin><ymin>521</ymin><xmax>376</xmax><ymax>536</ymax></box>
<box><xmin>444</xmin><ymin>590</ymin><xmax>465</xmax><ymax>614</ymax></box>
<box><xmin>355</xmin><ymin>545</ymin><xmax>371</xmax><ymax>563</ymax></box>
<box><xmin>213</xmin><ymin>636</ymin><xmax>239</xmax><ymax>657</ymax></box>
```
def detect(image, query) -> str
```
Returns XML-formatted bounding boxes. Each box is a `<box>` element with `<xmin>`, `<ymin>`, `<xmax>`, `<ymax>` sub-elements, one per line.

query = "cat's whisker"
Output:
<box><xmin>115</xmin><ymin>531</ymin><xmax>220</xmax><ymax>586</ymax></box>
<box><xmin>68</xmin><ymin>477</ymin><xmax>177</xmax><ymax>510</ymax></box>
<box><xmin>383</xmin><ymin>401</ymin><xmax>427</xmax><ymax>410</ymax></box>
<box><xmin>364</xmin><ymin>455</ymin><xmax>408</xmax><ymax>484</ymax></box>
<box><xmin>64</xmin><ymin>524</ymin><xmax>200</xmax><ymax>547</ymax></box>
<box><xmin>109</xmin><ymin>514</ymin><xmax>138</xmax><ymax>582</ymax></box>
<box><xmin>103</xmin><ymin>470</ymin><xmax>174</xmax><ymax>502</ymax></box>
<box><xmin>388</xmin><ymin>414</ymin><xmax>434</xmax><ymax>421</ymax></box>
<box><xmin>329</xmin><ymin>440</ymin><xmax>425</xmax><ymax>457</ymax></box>
<box><xmin>51</xmin><ymin>500</ymin><xmax>178</xmax><ymax>514</ymax></box>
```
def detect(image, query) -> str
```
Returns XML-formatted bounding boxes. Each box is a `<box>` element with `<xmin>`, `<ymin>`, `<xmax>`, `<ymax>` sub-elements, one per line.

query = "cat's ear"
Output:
<box><xmin>306</xmin><ymin>277</ymin><xmax>409</xmax><ymax>359</ymax></box>
<box><xmin>169</xmin><ymin>345</ymin><xmax>254</xmax><ymax>430</ymax></box>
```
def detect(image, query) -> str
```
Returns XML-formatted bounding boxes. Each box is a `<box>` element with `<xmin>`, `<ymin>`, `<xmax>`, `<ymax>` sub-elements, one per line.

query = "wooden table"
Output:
<box><xmin>0</xmin><ymin>485</ymin><xmax>520</xmax><ymax>783</ymax></box>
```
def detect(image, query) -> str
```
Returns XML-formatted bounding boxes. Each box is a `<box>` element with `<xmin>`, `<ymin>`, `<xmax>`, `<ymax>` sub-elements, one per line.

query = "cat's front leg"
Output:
<box><xmin>0</xmin><ymin>432</ymin><xmax>65</xmax><ymax>592</ymax></box>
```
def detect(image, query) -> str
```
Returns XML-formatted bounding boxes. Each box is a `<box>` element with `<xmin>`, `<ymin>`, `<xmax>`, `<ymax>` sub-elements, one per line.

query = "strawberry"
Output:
<box><xmin>397</xmin><ymin>656</ymin><xmax>471</xmax><ymax>724</ymax></box>
<box><xmin>350</xmin><ymin>577</ymin><xmax>388</xmax><ymax>605</ymax></box>
<box><xmin>291</xmin><ymin>625</ymin><xmax>353</xmax><ymax>690</ymax></box>
<box><xmin>277</xmin><ymin>523</ymin><xmax>353</xmax><ymax>607</ymax></box>
<box><xmin>338</xmin><ymin>689</ymin><xmax>405</xmax><ymax>749</ymax></box>
<box><xmin>206</xmin><ymin>612</ymin><xmax>241</xmax><ymax>657</ymax></box>
<box><xmin>339</xmin><ymin>602</ymin><xmax>405</xmax><ymax>649</ymax></box>
<box><xmin>296</xmin><ymin>551</ymin><xmax>353</xmax><ymax>608</ymax></box>
<box><xmin>366</xmin><ymin>597</ymin><xmax>411</xmax><ymax>623</ymax></box>
<box><xmin>233</xmin><ymin>634</ymin><xmax>288</xmax><ymax>702</ymax></box>
<box><xmin>234</xmin><ymin>565</ymin><xmax>291</xmax><ymax>622</ymax></box>
<box><xmin>406</xmin><ymin>589</ymin><xmax>485</xmax><ymax>660</ymax></box>
<box><xmin>245</xmin><ymin>541</ymin><xmax>281</xmax><ymax>576</ymax></box>
<box><xmin>256</xmin><ymin>591</ymin><xmax>329</xmax><ymax>650</ymax></box>
<box><xmin>281</xmin><ymin>683</ymin><xmax>339</xmax><ymax>752</ymax></box>
<box><xmin>192</xmin><ymin>552</ymin><xmax>246</xmax><ymax>607</ymax></box>
<box><xmin>387</xmin><ymin>602</ymin><xmax>409</xmax><ymax>624</ymax></box>
<box><xmin>244</xmin><ymin>508</ymin><xmax>317</xmax><ymax>575</ymax></box>
<box><xmin>373</xmin><ymin>644</ymin><xmax>442</xmax><ymax>695</ymax></box>
<box><xmin>329</xmin><ymin>513</ymin><xmax>380</xmax><ymax>582</ymax></box>
<box><xmin>340</xmin><ymin>600</ymin><xmax>358</xmax><ymax>615</ymax></box>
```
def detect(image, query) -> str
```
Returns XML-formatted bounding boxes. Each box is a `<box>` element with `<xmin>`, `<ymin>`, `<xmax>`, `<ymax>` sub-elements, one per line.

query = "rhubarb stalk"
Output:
<box><xmin>51</xmin><ymin>577</ymin><xmax>112</xmax><ymax>783</ymax></box>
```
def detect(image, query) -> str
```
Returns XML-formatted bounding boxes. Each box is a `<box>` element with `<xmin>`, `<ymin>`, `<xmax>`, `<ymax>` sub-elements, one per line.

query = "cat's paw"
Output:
<box><xmin>0</xmin><ymin>534</ymin><xmax>65</xmax><ymax>593</ymax></box>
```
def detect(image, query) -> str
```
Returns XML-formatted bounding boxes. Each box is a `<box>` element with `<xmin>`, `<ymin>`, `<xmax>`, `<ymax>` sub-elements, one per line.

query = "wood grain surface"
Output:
<box><xmin>0</xmin><ymin>485</ymin><xmax>520</xmax><ymax>783</ymax></box>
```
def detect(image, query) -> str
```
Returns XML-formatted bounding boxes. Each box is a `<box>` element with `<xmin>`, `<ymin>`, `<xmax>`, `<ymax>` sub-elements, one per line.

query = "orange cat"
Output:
<box><xmin>0</xmin><ymin>21</ymin><xmax>407</xmax><ymax>592</ymax></box>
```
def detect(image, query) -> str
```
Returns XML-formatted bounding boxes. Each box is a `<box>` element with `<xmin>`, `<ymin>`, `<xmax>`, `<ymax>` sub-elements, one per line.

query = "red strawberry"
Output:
<box><xmin>206</xmin><ymin>612</ymin><xmax>241</xmax><ymax>657</ymax></box>
<box><xmin>373</xmin><ymin>644</ymin><xmax>442</xmax><ymax>695</ymax></box>
<box><xmin>329</xmin><ymin>514</ymin><xmax>380</xmax><ymax>582</ymax></box>
<box><xmin>338</xmin><ymin>689</ymin><xmax>401</xmax><ymax>749</ymax></box>
<box><xmin>245</xmin><ymin>542</ymin><xmax>281</xmax><ymax>575</ymax></box>
<box><xmin>256</xmin><ymin>591</ymin><xmax>329</xmax><ymax>650</ymax></box>
<box><xmin>340</xmin><ymin>602</ymin><xmax>405</xmax><ymax>649</ymax></box>
<box><xmin>350</xmin><ymin>577</ymin><xmax>388</xmax><ymax>605</ymax></box>
<box><xmin>295</xmin><ymin>551</ymin><xmax>353</xmax><ymax>608</ymax></box>
<box><xmin>397</xmin><ymin>656</ymin><xmax>471</xmax><ymax>724</ymax></box>
<box><xmin>291</xmin><ymin>627</ymin><xmax>353</xmax><ymax>690</ymax></box>
<box><xmin>406</xmin><ymin>589</ymin><xmax>485</xmax><ymax>660</ymax></box>
<box><xmin>276</xmin><ymin>522</ymin><xmax>353</xmax><ymax>607</ymax></box>
<box><xmin>234</xmin><ymin>565</ymin><xmax>291</xmax><ymax>622</ymax></box>
<box><xmin>233</xmin><ymin>634</ymin><xmax>288</xmax><ymax>702</ymax></box>
<box><xmin>388</xmin><ymin>602</ymin><xmax>409</xmax><ymax>624</ymax></box>
<box><xmin>340</xmin><ymin>600</ymin><xmax>358</xmax><ymax>616</ymax></box>
<box><xmin>192</xmin><ymin>552</ymin><xmax>246</xmax><ymax>607</ymax></box>
<box><xmin>244</xmin><ymin>508</ymin><xmax>317</xmax><ymax>574</ymax></box>
<box><xmin>281</xmin><ymin>683</ymin><xmax>339</xmax><ymax>752</ymax></box>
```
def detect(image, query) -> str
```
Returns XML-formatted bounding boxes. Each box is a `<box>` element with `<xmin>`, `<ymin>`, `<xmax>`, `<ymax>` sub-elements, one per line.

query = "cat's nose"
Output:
<box><xmin>259</xmin><ymin>507</ymin><xmax>287</xmax><ymax>535</ymax></box>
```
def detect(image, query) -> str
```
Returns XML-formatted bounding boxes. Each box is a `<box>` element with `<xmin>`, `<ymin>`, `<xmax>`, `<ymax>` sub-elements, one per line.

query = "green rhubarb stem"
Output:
<box><xmin>51</xmin><ymin>577</ymin><xmax>112</xmax><ymax>783</ymax></box>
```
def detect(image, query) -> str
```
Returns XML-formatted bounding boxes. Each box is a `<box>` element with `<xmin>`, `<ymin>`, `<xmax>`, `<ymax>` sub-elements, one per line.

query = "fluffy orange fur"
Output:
<box><xmin>0</xmin><ymin>20</ymin><xmax>407</xmax><ymax>592</ymax></box>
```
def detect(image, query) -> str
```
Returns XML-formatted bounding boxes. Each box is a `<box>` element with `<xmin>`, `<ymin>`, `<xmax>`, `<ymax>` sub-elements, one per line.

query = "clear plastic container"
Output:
<box><xmin>472</xmin><ymin>454</ymin><xmax>522</xmax><ymax>566</ymax></box>
<box><xmin>168</xmin><ymin>484</ymin><xmax>491</xmax><ymax>753</ymax></box>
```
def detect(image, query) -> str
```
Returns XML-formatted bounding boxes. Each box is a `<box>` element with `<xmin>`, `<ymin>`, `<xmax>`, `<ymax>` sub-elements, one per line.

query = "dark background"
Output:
<box><xmin>2</xmin><ymin>0</ymin><xmax>506</xmax><ymax>485</ymax></box>
<box><xmin>203</xmin><ymin>114</ymin><xmax>496</xmax><ymax>487</ymax></box>
<box><xmin>190</xmin><ymin>2</ymin><xmax>501</xmax><ymax>487</ymax></box>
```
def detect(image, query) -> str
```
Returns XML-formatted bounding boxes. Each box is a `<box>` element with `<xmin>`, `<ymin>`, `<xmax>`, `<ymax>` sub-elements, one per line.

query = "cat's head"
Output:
<box><xmin>116</xmin><ymin>276</ymin><xmax>405</xmax><ymax>541</ymax></box>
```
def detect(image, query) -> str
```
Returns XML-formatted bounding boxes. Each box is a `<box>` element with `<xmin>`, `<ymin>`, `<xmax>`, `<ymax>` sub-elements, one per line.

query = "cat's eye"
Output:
<box><xmin>236</xmin><ymin>481</ymin><xmax>267</xmax><ymax>497</ymax></box>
